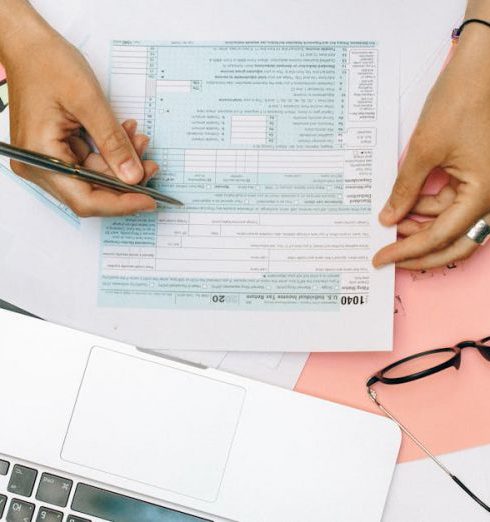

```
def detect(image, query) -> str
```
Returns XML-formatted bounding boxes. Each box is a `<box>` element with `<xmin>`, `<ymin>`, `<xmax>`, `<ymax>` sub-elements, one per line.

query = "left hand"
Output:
<box><xmin>373</xmin><ymin>25</ymin><xmax>490</xmax><ymax>271</ymax></box>
<box><xmin>1</xmin><ymin>2</ymin><xmax>159</xmax><ymax>217</ymax></box>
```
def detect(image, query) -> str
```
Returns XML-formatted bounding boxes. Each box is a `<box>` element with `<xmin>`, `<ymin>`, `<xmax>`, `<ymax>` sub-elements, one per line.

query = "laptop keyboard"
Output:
<box><xmin>0</xmin><ymin>457</ymin><xmax>213</xmax><ymax>522</ymax></box>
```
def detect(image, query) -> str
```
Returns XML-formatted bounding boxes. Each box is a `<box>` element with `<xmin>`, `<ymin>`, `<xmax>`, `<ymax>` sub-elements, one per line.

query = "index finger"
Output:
<box><xmin>46</xmin><ymin>172</ymin><xmax>156</xmax><ymax>217</ymax></box>
<box><xmin>373</xmin><ymin>190</ymin><xmax>487</xmax><ymax>267</ymax></box>
<box><xmin>65</xmin><ymin>185</ymin><xmax>156</xmax><ymax>217</ymax></box>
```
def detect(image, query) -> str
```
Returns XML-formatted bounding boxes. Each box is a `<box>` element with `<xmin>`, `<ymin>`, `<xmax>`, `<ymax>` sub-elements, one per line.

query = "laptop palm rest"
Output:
<box><xmin>61</xmin><ymin>347</ymin><xmax>246</xmax><ymax>502</ymax></box>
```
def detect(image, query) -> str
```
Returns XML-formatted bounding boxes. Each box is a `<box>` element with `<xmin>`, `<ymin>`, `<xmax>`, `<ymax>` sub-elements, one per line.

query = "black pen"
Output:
<box><xmin>0</xmin><ymin>141</ymin><xmax>184</xmax><ymax>207</ymax></box>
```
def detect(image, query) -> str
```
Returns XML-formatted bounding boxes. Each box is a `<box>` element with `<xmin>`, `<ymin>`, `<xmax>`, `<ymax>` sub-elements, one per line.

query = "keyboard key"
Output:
<box><xmin>6</xmin><ymin>499</ymin><xmax>34</xmax><ymax>522</ymax></box>
<box><xmin>0</xmin><ymin>460</ymin><xmax>10</xmax><ymax>476</ymax></box>
<box><xmin>35</xmin><ymin>507</ymin><xmax>63</xmax><ymax>522</ymax></box>
<box><xmin>7</xmin><ymin>466</ymin><xmax>38</xmax><ymax>497</ymax></box>
<box><xmin>67</xmin><ymin>517</ymin><xmax>90</xmax><ymax>522</ymax></box>
<box><xmin>0</xmin><ymin>494</ymin><xmax>7</xmax><ymax>518</ymax></box>
<box><xmin>36</xmin><ymin>473</ymin><xmax>73</xmax><ymax>508</ymax></box>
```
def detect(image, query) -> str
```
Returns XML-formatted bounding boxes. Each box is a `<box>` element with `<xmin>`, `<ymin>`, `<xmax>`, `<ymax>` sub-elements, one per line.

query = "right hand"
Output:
<box><xmin>1</xmin><ymin>1</ymin><xmax>159</xmax><ymax>217</ymax></box>
<box><xmin>373</xmin><ymin>24</ymin><xmax>490</xmax><ymax>270</ymax></box>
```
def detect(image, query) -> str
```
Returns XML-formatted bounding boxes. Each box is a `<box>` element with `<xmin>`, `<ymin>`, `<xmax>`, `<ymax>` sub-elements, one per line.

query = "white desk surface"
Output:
<box><xmin>4</xmin><ymin>1</ymin><xmax>488</xmax><ymax>520</ymax></box>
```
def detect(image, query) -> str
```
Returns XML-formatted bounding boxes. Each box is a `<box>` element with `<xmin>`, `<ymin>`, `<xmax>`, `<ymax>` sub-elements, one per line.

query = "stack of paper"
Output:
<box><xmin>1</xmin><ymin>0</ymin><xmax>406</xmax><ymax>384</ymax></box>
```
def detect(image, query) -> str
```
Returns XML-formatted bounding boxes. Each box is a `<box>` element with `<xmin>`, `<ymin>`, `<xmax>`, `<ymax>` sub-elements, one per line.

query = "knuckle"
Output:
<box><xmin>10</xmin><ymin>159</ymin><xmax>30</xmax><ymax>178</ymax></box>
<box><xmin>469</xmin><ymin>178</ymin><xmax>490</xmax><ymax>201</ymax></box>
<box><xmin>391</xmin><ymin>179</ymin><xmax>412</xmax><ymax>200</ymax></box>
<box><xmin>458</xmin><ymin>180</ymin><xmax>490</xmax><ymax>210</ymax></box>
<box><xmin>427</xmin><ymin>229</ymin><xmax>449</xmax><ymax>250</ymax></box>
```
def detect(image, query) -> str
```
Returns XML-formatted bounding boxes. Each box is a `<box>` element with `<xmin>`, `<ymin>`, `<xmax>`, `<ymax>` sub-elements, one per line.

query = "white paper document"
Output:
<box><xmin>0</xmin><ymin>0</ymin><xmax>399</xmax><ymax>352</ymax></box>
<box><xmin>384</xmin><ymin>444</ymin><xmax>490</xmax><ymax>521</ymax></box>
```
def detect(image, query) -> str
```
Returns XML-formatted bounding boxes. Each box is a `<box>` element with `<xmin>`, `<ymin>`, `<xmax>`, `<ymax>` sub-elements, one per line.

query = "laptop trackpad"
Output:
<box><xmin>61</xmin><ymin>347</ymin><xmax>245</xmax><ymax>502</ymax></box>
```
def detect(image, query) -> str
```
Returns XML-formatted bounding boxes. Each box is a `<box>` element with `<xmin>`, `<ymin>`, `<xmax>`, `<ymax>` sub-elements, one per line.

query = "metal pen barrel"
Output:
<box><xmin>0</xmin><ymin>141</ymin><xmax>183</xmax><ymax>207</ymax></box>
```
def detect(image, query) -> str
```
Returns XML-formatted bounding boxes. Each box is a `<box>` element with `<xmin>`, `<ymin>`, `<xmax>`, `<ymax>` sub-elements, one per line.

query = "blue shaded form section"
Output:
<box><xmin>109</xmin><ymin>40</ymin><xmax>376</xmax><ymax>215</ymax></box>
<box><xmin>134</xmin><ymin>41</ymin><xmax>357</xmax><ymax>150</ymax></box>
<box><xmin>99</xmin><ymin>271</ymin><xmax>341</xmax><ymax>311</ymax></box>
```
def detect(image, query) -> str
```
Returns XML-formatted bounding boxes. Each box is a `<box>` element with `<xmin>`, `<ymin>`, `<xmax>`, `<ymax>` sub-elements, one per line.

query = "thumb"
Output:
<box><xmin>77</xmin><ymin>96</ymin><xmax>144</xmax><ymax>184</ymax></box>
<box><xmin>380</xmin><ymin>149</ymin><xmax>433</xmax><ymax>226</ymax></box>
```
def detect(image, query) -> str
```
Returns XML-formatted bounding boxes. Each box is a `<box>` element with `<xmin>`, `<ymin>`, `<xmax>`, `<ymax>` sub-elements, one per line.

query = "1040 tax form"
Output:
<box><xmin>102</xmin><ymin>41</ymin><xmax>381</xmax><ymax>312</ymax></box>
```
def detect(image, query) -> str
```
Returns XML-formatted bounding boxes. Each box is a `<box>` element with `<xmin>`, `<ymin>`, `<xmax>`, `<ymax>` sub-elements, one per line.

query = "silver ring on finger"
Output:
<box><xmin>466</xmin><ymin>218</ymin><xmax>490</xmax><ymax>245</ymax></box>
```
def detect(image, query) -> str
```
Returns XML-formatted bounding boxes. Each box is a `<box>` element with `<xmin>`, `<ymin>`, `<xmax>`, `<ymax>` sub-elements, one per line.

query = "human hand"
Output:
<box><xmin>373</xmin><ymin>25</ymin><xmax>490</xmax><ymax>270</ymax></box>
<box><xmin>0</xmin><ymin>0</ymin><xmax>158</xmax><ymax>217</ymax></box>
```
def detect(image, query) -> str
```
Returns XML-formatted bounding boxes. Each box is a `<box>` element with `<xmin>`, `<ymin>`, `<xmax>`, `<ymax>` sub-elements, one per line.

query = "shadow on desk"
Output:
<box><xmin>0</xmin><ymin>299</ymin><xmax>39</xmax><ymax>319</ymax></box>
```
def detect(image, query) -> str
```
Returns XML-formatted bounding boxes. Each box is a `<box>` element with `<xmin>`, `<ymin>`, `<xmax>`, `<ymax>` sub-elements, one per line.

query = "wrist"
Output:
<box><xmin>458</xmin><ymin>21</ymin><xmax>490</xmax><ymax>50</ymax></box>
<box><xmin>451</xmin><ymin>23</ymin><xmax>490</xmax><ymax>92</ymax></box>
<box><xmin>466</xmin><ymin>0</ymin><xmax>490</xmax><ymax>20</ymax></box>
<box><xmin>0</xmin><ymin>0</ymin><xmax>56</xmax><ymax>67</ymax></box>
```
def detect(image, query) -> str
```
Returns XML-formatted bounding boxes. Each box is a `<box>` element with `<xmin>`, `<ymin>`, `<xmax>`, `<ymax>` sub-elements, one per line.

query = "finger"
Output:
<box><xmin>373</xmin><ymin>187</ymin><xmax>487</xmax><ymax>267</ymax></box>
<box><xmin>133</xmin><ymin>134</ymin><xmax>150</xmax><ymax>157</ymax></box>
<box><xmin>411</xmin><ymin>184</ymin><xmax>456</xmax><ymax>216</ymax></box>
<box><xmin>141</xmin><ymin>159</ymin><xmax>159</xmax><ymax>184</ymax></box>
<box><xmin>396</xmin><ymin>236</ymin><xmax>478</xmax><ymax>270</ymax></box>
<box><xmin>59</xmin><ymin>180</ymin><xmax>156</xmax><ymax>217</ymax></box>
<box><xmin>76</xmin><ymin>92</ymin><xmax>144</xmax><ymax>184</ymax></box>
<box><xmin>10</xmin><ymin>159</ymin><xmax>62</xmax><ymax>198</ymax></box>
<box><xmin>74</xmin><ymin>190</ymin><xmax>156</xmax><ymax>217</ymax></box>
<box><xmin>122</xmin><ymin>119</ymin><xmax>138</xmax><ymax>141</ymax></box>
<box><xmin>10</xmin><ymin>139</ymin><xmax>79</xmax><ymax>195</ymax></box>
<box><xmin>81</xmin><ymin>149</ymin><xmax>158</xmax><ymax>183</ymax></box>
<box><xmin>16</xmin><ymin>155</ymin><xmax>157</xmax><ymax>217</ymax></box>
<box><xmin>73</xmin><ymin>130</ymin><xmax>150</xmax><ymax>178</ymax></box>
<box><xmin>67</xmin><ymin>135</ymin><xmax>92</xmax><ymax>163</ymax></box>
<box><xmin>134</xmin><ymin>135</ymin><xmax>157</xmax><ymax>183</ymax></box>
<box><xmin>397</xmin><ymin>218</ymin><xmax>432</xmax><ymax>237</ymax></box>
<box><xmin>379</xmin><ymin>143</ymin><xmax>434</xmax><ymax>226</ymax></box>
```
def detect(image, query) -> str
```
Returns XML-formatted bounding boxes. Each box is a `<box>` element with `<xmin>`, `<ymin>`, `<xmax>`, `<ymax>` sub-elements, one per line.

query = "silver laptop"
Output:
<box><xmin>0</xmin><ymin>309</ymin><xmax>400</xmax><ymax>521</ymax></box>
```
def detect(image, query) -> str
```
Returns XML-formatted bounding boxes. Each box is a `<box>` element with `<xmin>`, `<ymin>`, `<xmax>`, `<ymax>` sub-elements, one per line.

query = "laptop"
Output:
<box><xmin>0</xmin><ymin>309</ymin><xmax>400</xmax><ymax>521</ymax></box>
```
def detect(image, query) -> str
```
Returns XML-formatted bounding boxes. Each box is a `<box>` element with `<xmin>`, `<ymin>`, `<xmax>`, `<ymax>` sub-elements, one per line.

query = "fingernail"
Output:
<box><xmin>372</xmin><ymin>253</ymin><xmax>387</xmax><ymax>269</ymax></box>
<box><xmin>120</xmin><ymin>159</ymin><xmax>142</xmax><ymax>183</ymax></box>
<box><xmin>141</xmin><ymin>203</ymin><xmax>157</xmax><ymax>213</ymax></box>
<box><xmin>141</xmin><ymin>137</ymin><xmax>150</xmax><ymax>155</ymax></box>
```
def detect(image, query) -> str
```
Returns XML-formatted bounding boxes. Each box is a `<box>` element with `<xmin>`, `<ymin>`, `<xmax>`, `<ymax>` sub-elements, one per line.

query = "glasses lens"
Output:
<box><xmin>382</xmin><ymin>349</ymin><xmax>456</xmax><ymax>380</ymax></box>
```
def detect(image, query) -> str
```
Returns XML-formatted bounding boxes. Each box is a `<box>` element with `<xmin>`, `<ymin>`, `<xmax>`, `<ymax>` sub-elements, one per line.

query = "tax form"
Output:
<box><xmin>0</xmin><ymin>0</ymin><xmax>400</xmax><ymax>353</ymax></box>
<box><xmin>101</xmin><ymin>41</ymin><xmax>382</xmax><ymax>312</ymax></box>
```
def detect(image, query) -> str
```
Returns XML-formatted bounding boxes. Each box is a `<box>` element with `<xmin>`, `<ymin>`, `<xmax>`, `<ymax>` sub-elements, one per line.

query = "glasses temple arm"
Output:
<box><xmin>367</xmin><ymin>388</ymin><xmax>490</xmax><ymax>513</ymax></box>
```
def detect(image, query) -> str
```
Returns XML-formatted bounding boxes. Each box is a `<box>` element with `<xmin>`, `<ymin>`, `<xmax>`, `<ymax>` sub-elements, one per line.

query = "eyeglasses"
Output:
<box><xmin>366</xmin><ymin>337</ymin><xmax>490</xmax><ymax>514</ymax></box>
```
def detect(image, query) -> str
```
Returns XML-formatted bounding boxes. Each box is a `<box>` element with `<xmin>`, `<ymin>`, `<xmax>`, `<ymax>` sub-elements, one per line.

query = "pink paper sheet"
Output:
<box><xmin>0</xmin><ymin>64</ymin><xmax>5</xmax><ymax>82</ymax></box>
<box><xmin>296</xmin><ymin>237</ymin><xmax>490</xmax><ymax>463</ymax></box>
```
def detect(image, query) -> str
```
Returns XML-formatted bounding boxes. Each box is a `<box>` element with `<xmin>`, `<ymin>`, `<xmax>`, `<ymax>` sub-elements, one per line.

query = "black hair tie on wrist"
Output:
<box><xmin>452</xmin><ymin>18</ymin><xmax>490</xmax><ymax>40</ymax></box>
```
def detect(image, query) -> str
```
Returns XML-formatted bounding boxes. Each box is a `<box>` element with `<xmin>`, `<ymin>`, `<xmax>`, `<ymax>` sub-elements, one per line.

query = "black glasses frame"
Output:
<box><xmin>366</xmin><ymin>336</ymin><xmax>490</xmax><ymax>514</ymax></box>
<box><xmin>367</xmin><ymin>337</ymin><xmax>490</xmax><ymax>387</ymax></box>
